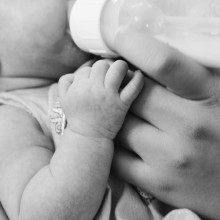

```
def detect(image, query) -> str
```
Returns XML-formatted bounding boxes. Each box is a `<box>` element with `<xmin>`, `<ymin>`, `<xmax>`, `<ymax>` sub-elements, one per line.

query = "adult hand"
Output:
<box><xmin>112</xmin><ymin>27</ymin><xmax>220</xmax><ymax>220</ymax></box>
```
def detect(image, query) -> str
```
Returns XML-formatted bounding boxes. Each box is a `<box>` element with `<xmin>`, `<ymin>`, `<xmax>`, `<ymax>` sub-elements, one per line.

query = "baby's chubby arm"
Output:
<box><xmin>0</xmin><ymin>104</ymin><xmax>54</xmax><ymax>220</ymax></box>
<box><xmin>0</xmin><ymin>60</ymin><xmax>143</xmax><ymax>220</ymax></box>
<box><xmin>51</xmin><ymin>60</ymin><xmax>144</xmax><ymax>219</ymax></box>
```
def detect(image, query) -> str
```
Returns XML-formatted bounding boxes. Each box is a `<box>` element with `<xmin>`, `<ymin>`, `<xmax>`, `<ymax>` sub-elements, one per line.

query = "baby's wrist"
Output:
<box><xmin>65</xmin><ymin>119</ymin><xmax>116</xmax><ymax>140</ymax></box>
<box><xmin>64</xmin><ymin>125</ymin><xmax>113</xmax><ymax>144</ymax></box>
<box><xmin>61</xmin><ymin>126</ymin><xmax>114</xmax><ymax>158</ymax></box>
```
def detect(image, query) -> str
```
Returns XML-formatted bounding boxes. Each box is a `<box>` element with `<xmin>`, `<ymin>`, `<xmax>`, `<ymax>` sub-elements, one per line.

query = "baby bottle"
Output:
<box><xmin>69</xmin><ymin>0</ymin><xmax>220</xmax><ymax>68</ymax></box>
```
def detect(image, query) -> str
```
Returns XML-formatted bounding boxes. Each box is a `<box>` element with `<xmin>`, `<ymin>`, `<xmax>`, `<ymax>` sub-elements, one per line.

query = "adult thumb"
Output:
<box><xmin>114</xmin><ymin>26</ymin><xmax>212</xmax><ymax>100</ymax></box>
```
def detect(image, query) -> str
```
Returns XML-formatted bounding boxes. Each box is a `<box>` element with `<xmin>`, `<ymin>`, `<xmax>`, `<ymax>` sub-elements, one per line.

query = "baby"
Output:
<box><xmin>2</xmin><ymin>60</ymin><xmax>144</xmax><ymax>220</ymax></box>
<box><xmin>0</xmin><ymin>1</ymin><xmax>206</xmax><ymax>220</ymax></box>
<box><xmin>0</xmin><ymin>0</ymin><xmax>145</xmax><ymax>219</ymax></box>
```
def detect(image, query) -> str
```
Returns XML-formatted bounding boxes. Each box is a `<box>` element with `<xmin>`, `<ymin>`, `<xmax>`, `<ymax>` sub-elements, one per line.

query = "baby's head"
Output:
<box><xmin>0</xmin><ymin>0</ymin><xmax>92</xmax><ymax>79</ymax></box>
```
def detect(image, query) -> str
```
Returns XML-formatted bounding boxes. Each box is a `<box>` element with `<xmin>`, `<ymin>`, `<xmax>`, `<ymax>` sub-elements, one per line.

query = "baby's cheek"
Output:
<box><xmin>23</xmin><ymin>1</ymin><xmax>68</xmax><ymax>48</ymax></box>
<box><xmin>1</xmin><ymin>0</ymin><xmax>68</xmax><ymax>51</ymax></box>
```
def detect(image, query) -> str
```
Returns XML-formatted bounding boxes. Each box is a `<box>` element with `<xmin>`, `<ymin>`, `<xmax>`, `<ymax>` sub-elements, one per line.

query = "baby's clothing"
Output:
<box><xmin>0</xmin><ymin>82</ymin><xmax>157</xmax><ymax>220</ymax></box>
<box><xmin>0</xmin><ymin>85</ymin><xmax>51</xmax><ymax>137</ymax></box>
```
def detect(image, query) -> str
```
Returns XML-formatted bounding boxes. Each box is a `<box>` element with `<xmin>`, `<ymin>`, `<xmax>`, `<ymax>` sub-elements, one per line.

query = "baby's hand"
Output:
<box><xmin>58</xmin><ymin>60</ymin><xmax>144</xmax><ymax>139</ymax></box>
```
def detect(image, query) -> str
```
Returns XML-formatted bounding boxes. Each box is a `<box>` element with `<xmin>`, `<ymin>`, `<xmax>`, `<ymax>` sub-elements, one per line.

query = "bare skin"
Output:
<box><xmin>0</xmin><ymin>0</ymin><xmax>91</xmax><ymax>80</ymax></box>
<box><xmin>0</xmin><ymin>60</ymin><xmax>144</xmax><ymax>220</ymax></box>
<box><xmin>0</xmin><ymin>0</ymin><xmax>210</xmax><ymax>219</ymax></box>
<box><xmin>113</xmin><ymin>26</ymin><xmax>220</xmax><ymax>220</ymax></box>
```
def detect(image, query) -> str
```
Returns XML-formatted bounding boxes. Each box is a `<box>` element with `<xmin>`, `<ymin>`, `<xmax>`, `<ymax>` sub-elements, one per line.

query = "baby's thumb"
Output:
<box><xmin>163</xmin><ymin>209</ymin><xmax>201</xmax><ymax>220</ymax></box>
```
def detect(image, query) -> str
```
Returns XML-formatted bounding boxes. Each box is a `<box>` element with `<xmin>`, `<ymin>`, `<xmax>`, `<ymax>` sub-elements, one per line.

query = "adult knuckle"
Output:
<box><xmin>155</xmin><ymin>180</ymin><xmax>173</xmax><ymax>194</ymax></box>
<box><xmin>190</xmin><ymin>124</ymin><xmax>212</xmax><ymax>142</ymax></box>
<box><xmin>171</xmin><ymin>119</ymin><xmax>211</xmax><ymax>171</ymax></box>
<box><xmin>185</xmin><ymin>115</ymin><xmax>213</xmax><ymax>144</ymax></box>
<box><xmin>171</xmin><ymin>152</ymin><xmax>193</xmax><ymax>172</ymax></box>
<box><xmin>169</xmin><ymin>138</ymin><xmax>195</xmax><ymax>172</ymax></box>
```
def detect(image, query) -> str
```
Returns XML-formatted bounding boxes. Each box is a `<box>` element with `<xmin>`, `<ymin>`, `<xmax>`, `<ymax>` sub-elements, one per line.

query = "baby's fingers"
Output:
<box><xmin>58</xmin><ymin>73</ymin><xmax>75</xmax><ymax>100</ymax></box>
<box><xmin>105</xmin><ymin>60</ymin><xmax>128</xmax><ymax>91</ymax></box>
<box><xmin>120</xmin><ymin>70</ymin><xmax>144</xmax><ymax>106</ymax></box>
<box><xmin>90</xmin><ymin>60</ymin><xmax>110</xmax><ymax>82</ymax></box>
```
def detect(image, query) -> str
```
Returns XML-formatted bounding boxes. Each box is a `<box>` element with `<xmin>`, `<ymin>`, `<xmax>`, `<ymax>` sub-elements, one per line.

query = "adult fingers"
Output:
<box><xmin>129</xmin><ymin>76</ymin><xmax>189</xmax><ymax>133</ymax></box>
<box><xmin>114</xmin><ymin>27</ymin><xmax>213</xmax><ymax>100</ymax></box>
<box><xmin>116</xmin><ymin>114</ymin><xmax>171</xmax><ymax>162</ymax></box>
<box><xmin>112</xmin><ymin>147</ymin><xmax>161</xmax><ymax>196</ymax></box>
